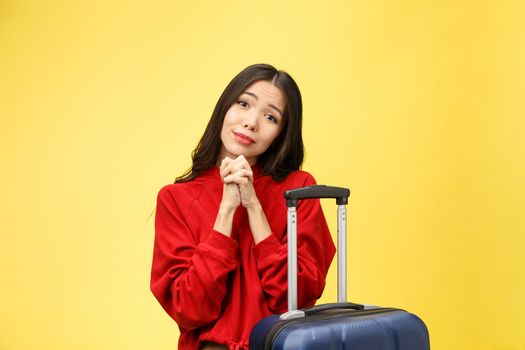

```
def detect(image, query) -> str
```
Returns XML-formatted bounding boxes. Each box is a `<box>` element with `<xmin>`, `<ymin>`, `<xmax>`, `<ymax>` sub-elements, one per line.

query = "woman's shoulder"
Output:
<box><xmin>158</xmin><ymin>167</ymin><xmax>219</xmax><ymax>196</ymax></box>
<box><xmin>281</xmin><ymin>169</ymin><xmax>318</xmax><ymax>187</ymax></box>
<box><xmin>158</xmin><ymin>181</ymin><xmax>194</xmax><ymax>195</ymax></box>
<box><xmin>156</xmin><ymin>177</ymin><xmax>207</xmax><ymax>204</ymax></box>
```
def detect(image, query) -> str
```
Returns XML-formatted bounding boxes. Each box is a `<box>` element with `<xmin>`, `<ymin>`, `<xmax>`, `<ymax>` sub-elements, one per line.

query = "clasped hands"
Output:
<box><xmin>219</xmin><ymin>155</ymin><xmax>259</xmax><ymax>210</ymax></box>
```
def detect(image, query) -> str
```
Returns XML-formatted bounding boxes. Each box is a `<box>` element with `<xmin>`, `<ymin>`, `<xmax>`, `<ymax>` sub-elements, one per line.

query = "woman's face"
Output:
<box><xmin>219</xmin><ymin>80</ymin><xmax>286</xmax><ymax>165</ymax></box>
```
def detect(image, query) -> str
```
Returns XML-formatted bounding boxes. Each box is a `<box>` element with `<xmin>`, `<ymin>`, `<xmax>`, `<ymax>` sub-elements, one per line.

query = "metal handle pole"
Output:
<box><xmin>288</xmin><ymin>207</ymin><xmax>298</xmax><ymax>311</ymax></box>
<box><xmin>337</xmin><ymin>205</ymin><xmax>347</xmax><ymax>303</ymax></box>
<box><xmin>281</xmin><ymin>207</ymin><xmax>305</xmax><ymax>320</ymax></box>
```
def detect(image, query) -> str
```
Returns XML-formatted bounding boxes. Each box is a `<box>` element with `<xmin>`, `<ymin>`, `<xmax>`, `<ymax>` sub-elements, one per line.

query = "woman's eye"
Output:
<box><xmin>239</xmin><ymin>100</ymin><xmax>248</xmax><ymax>108</ymax></box>
<box><xmin>265</xmin><ymin>114</ymin><xmax>277</xmax><ymax>123</ymax></box>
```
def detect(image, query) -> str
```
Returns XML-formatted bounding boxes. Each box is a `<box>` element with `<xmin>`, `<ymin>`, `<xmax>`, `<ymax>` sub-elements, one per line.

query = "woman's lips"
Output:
<box><xmin>233</xmin><ymin>131</ymin><xmax>255</xmax><ymax>145</ymax></box>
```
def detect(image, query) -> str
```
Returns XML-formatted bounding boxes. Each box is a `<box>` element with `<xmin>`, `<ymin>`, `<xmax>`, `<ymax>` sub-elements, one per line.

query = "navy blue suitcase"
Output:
<box><xmin>249</xmin><ymin>185</ymin><xmax>430</xmax><ymax>350</ymax></box>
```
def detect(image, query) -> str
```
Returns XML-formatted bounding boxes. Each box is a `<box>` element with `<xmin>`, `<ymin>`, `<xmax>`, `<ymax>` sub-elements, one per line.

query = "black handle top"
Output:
<box><xmin>284</xmin><ymin>185</ymin><xmax>350</xmax><ymax>207</ymax></box>
<box><xmin>303</xmin><ymin>302</ymin><xmax>365</xmax><ymax>316</ymax></box>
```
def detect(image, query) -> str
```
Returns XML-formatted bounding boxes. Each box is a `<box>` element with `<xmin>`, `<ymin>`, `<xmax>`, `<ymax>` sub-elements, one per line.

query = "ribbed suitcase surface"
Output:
<box><xmin>250</xmin><ymin>306</ymin><xmax>430</xmax><ymax>350</ymax></box>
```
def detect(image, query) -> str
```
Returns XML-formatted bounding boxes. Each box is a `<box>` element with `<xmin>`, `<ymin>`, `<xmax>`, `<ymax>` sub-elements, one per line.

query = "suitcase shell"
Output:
<box><xmin>249</xmin><ymin>185</ymin><xmax>430</xmax><ymax>350</ymax></box>
<box><xmin>250</xmin><ymin>306</ymin><xmax>430</xmax><ymax>350</ymax></box>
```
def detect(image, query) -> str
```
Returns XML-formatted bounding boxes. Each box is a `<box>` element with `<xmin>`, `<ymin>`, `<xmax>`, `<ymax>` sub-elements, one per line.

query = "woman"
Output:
<box><xmin>150</xmin><ymin>64</ymin><xmax>336</xmax><ymax>350</ymax></box>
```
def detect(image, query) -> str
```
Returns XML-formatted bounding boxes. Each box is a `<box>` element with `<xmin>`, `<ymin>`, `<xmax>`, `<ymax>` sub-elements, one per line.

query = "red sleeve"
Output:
<box><xmin>252</xmin><ymin>174</ymin><xmax>336</xmax><ymax>313</ymax></box>
<box><xmin>150</xmin><ymin>186</ymin><xmax>240</xmax><ymax>330</ymax></box>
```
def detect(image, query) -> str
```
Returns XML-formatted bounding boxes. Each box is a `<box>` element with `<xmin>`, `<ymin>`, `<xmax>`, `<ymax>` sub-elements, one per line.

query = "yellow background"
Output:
<box><xmin>1</xmin><ymin>0</ymin><xmax>524</xmax><ymax>349</ymax></box>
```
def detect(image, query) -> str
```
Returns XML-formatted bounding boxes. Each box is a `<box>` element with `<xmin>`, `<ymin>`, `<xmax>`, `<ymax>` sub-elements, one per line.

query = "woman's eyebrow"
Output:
<box><xmin>242</xmin><ymin>91</ymin><xmax>283</xmax><ymax>117</ymax></box>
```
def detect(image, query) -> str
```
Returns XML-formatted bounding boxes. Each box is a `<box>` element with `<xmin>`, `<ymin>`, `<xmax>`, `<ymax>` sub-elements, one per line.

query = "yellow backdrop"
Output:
<box><xmin>1</xmin><ymin>1</ymin><xmax>524</xmax><ymax>349</ymax></box>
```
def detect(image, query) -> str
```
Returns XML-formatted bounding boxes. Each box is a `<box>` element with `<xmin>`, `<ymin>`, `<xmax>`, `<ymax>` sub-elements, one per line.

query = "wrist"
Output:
<box><xmin>214</xmin><ymin>204</ymin><xmax>236</xmax><ymax>237</ymax></box>
<box><xmin>246</xmin><ymin>202</ymin><xmax>271</xmax><ymax>244</ymax></box>
<box><xmin>245</xmin><ymin>200</ymin><xmax>262</xmax><ymax>213</ymax></box>
<box><xmin>219</xmin><ymin>202</ymin><xmax>238</xmax><ymax>214</ymax></box>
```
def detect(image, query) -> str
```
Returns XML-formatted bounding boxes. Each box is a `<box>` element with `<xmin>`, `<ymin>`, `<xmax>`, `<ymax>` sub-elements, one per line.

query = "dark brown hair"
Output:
<box><xmin>175</xmin><ymin>63</ymin><xmax>304</xmax><ymax>183</ymax></box>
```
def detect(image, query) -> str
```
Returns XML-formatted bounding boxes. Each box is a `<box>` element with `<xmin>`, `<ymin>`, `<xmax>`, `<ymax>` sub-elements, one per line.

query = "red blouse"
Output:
<box><xmin>150</xmin><ymin>165</ymin><xmax>335</xmax><ymax>350</ymax></box>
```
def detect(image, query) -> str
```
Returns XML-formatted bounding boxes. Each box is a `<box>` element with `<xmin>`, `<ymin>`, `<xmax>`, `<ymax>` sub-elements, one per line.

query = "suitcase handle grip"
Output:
<box><xmin>284</xmin><ymin>185</ymin><xmax>350</xmax><ymax>207</ymax></box>
<box><xmin>304</xmin><ymin>302</ymin><xmax>365</xmax><ymax>316</ymax></box>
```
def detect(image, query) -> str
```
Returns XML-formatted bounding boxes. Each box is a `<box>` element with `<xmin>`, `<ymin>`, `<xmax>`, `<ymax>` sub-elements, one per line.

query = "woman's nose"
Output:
<box><xmin>243</xmin><ymin>112</ymin><xmax>257</xmax><ymax>131</ymax></box>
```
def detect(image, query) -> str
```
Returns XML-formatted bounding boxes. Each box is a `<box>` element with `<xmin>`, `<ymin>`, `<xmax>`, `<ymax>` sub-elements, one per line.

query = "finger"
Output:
<box><xmin>221</xmin><ymin>162</ymin><xmax>233</xmax><ymax>179</ymax></box>
<box><xmin>234</xmin><ymin>155</ymin><xmax>250</xmax><ymax>168</ymax></box>
<box><xmin>231</xmin><ymin>156</ymin><xmax>253</xmax><ymax>176</ymax></box>
<box><xmin>230</xmin><ymin>168</ymin><xmax>253</xmax><ymax>182</ymax></box>
<box><xmin>230</xmin><ymin>170</ymin><xmax>252</xmax><ymax>183</ymax></box>
<box><xmin>220</xmin><ymin>157</ymin><xmax>235</xmax><ymax>179</ymax></box>
<box><xmin>219</xmin><ymin>159</ymin><xmax>228</xmax><ymax>177</ymax></box>
<box><xmin>220</xmin><ymin>157</ymin><xmax>233</xmax><ymax>169</ymax></box>
<box><xmin>224</xmin><ymin>173</ymin><xmax>250</xmax><ymax>185</ymax></box>
<box><xmin>222</xmin><ymin>157</ymin><xmax>247</xmax><ymax>176</ymax></box>
<box><xmin>229</xmin><ymin>161</ymin><xmax>247</xmax><ymax>174</ymax></box>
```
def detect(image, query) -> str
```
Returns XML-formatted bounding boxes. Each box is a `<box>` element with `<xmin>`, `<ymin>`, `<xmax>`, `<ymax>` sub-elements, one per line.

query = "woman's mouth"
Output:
<box><xmin>233</xmin><ymin>131</ymin><xmax>255</xmax><ymax>145</ymax></box>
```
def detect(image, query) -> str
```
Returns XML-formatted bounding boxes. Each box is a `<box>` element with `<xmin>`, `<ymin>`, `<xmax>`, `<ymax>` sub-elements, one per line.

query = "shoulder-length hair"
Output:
<box><xmin>176</xmin><ymin>63</ymin><xmax>304</xmax><ymax>183</ymax></box>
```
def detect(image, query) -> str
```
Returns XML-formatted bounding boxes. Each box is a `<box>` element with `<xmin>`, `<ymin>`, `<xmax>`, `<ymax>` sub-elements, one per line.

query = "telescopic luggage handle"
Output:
<box><xmin>281</xmin><ymin>185</ymin><xmax>351</xmax><ymax>320</ymax></box>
